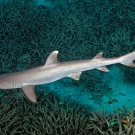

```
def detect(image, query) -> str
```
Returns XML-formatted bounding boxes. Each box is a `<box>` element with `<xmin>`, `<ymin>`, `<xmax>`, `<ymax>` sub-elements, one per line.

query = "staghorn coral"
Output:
<box><xmin>1</xmin><ymin>0</ymin><xmax>135</xmax><ymax>134</ymax></box>
<box><xmin>80</xmin><ymin>69</ymin><xmax>115</xmax><ymax>104</ymax></box>
<box><xmin>119</xmin><ymin>65</ymin><xmax>135</xmax><ymax>85</ymax></box>
<box><xmin>1</xmin><ymin>0</ymin><xmax>135</xmax><ymax>85</ymax></box>
<box><xmin>0</xmin><ymin>89</ymin><xmax>92</xmax><ymax>135</ymax></box>
<box><xmin>86</xmin><ymin>105</ymin><xmax>135</xmax><ymax>135</ymax></box>
<box><xmin>0</xmin><ymin>0</ymin><xmax>49</xmax><ymax>73</ymax></box>
<box><xmin>0</xmin><ymin>89</ymin><xmax>135</xmax><ymax>135</ymax></box>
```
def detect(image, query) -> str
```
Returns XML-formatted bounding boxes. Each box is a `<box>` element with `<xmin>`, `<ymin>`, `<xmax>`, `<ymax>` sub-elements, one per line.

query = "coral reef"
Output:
<box><xmin>0</xmin><ymin>89</ymin><xmax>92</xmax><ymax>135</ymax></box>
<box><xmin>80</xmin><ymin>69</ymin><xmax>118</xmax><ymax>104</ymax></box>
<box><xmin>0</xmin><ymin>0</ymin><xmax>135</xmax><ymax>84</ymax></box>
<box><xmin>88</xmin><ymin>105</ymin><xmax>135</xmax><ymax>135</ymax></box>
<box><xmin>119</xmin><ymin>65</ymin><xmax>135</xmax><ymax>85</ymax></box>
<box><xmin>0</xmin><ymin>89</ymin><xmax>135</xmax><ymax>135</ymax></box>
<box><xmin>0</xmin><ymin>0</ymin><xmax>135</xmax><ymax>133</ymax></box>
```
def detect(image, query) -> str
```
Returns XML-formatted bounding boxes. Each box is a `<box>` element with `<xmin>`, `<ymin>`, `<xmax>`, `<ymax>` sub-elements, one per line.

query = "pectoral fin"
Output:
<box><xmin>69</xmin><ymin>72</ymin><xmax>82</xmax><ymax>80</ymax></box>
<box><xmin>22</xmin><ymin>85</ymin><xmax>37</xmax><ymax>102</ymax></box>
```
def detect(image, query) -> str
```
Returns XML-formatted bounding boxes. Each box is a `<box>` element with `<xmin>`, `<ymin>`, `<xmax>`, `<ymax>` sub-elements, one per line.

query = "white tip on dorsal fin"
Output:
<box><xmin>22</xmin><ymin>85</ymin><xmax>37</xmax><ymax>102</ymax></box>
<box><xmin>94</xmin><ymin>52</ymin><xmax>104</xmax><ymax>59</ymax></box>
<box><xmin>44</xmin><ymin>51</ymin><xmax>59</xmax><ymax>67</ymax></box>
<box><xmin>97</xmin><ymin>66</ymin><xmax>109</xmax><ymax>72</ymax></box>
<box><xmin>68</xmin><ymin>72</ymin><xmax>82</xmax><ymax>80</ymax></box>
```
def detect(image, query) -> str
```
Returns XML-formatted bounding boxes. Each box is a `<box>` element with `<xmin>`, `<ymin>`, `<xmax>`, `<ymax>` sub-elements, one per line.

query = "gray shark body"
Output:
<box><xmin>0</xmin><ymin>51</ymin><xmax>135</xmax><ymax>102</ymax></box>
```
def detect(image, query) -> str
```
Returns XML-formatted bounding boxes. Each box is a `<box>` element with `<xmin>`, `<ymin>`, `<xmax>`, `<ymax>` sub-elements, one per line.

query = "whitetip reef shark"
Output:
<box><xmin>0</xmin><ymin>51</ymin><xmax>135</xmax><ymax>102</ymax></box>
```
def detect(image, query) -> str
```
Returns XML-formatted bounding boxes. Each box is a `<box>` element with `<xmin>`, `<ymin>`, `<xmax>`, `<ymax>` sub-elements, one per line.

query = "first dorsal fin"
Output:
<box><xmin>44</xmin><ymin>51</ymin><xmax>59</xmax><ymax>67</ymax></box>
<box><xmin>94</xmin><ymin>52</ymin><xmax>104</xmax><ymax>59</ymax></box>
<box><xmin>22</xmin><ymin>85</ymin><xmax>37</xmax><ymax>102</ymax></box>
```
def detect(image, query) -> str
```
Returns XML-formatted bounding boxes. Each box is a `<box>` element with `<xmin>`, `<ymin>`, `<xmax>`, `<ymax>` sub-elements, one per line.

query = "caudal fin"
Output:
<box><xmin>121</xmin><ymin>61</ymin><xmax>135</xmax><ymax>67</ymax></box>
<box><xmin>120</xmin><ymin>51</ymin><xmax>135</xmax><ymax>67</ymax></box>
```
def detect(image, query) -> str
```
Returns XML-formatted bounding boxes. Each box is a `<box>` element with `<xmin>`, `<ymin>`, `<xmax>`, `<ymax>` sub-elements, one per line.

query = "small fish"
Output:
<box><xmin>43</xmin><ymin>91</ymin><xmax>49</xmax><ymax>96</ymax></box>
<box><xmin>58</xmin><ymin>101</ymin><xmax>65</xmax><ymax>105</ymax></box>
<box><xmin>107</xmin><ymin>88</ymin><xmax>112</xmax><ymax>90</ymax></box>
<box><xmin>117</xmin><ymin>109</ymin><xmax>122</xmax><ymax>114</ymax></box>
<box><xmin>122</xmin><ymin>119</ymin><xmax>130</xmax><ymax>124</ymax></box>
<box><xmin>108</xmin><ymin>101</ymin><xmax>113</xmax><ymax>104</ymax></box>
<box><xmin>39</xmin><ymin>5</ymin><xmax>47</xmax><ymax>9</ymax></box>
<box><xmin>68</xmin><ymin>92</ymin><xmax>74</xmax><ymax>96</ymax></box>
<box><xmin>110</xmin><ymin>121</ymin><xmax>116</xmax><ymax>126</ymax></box>
<box><xmin>0</xmin><ymin>94</ymin><xmax>4</xmax><ymax>98</ymax></box>
<box><xmin>119</xmin><ymin>93</ymin><xmax>126</xmax><ymax>96</ymax></box>
<box><xmin>127</xmin><ymin>100</ymin><xmax>131</xmax><ymax>102</ymax></box>
<box><xmin>64</xmin><ymin>84</ymin><xmax>69</xmax><ymax>87</ymax></box>
<box><xmin>21</xmin><ymin>119</ymin><xmax>26</xmax><ymax>129</ymax></box>
<box><xmin>112</xmin><ymin>99</ymin><xmax>118</xmax><ymax>102</ymax></box>
<box><xmin>81</xmin><ymin>89</ymin><xmax>85</xmax><ymax>92</ymax></box>
<box><xmin>68</xmin><ymin>107</ymin><xmax>73</xmax><ymax>111</ymax></box>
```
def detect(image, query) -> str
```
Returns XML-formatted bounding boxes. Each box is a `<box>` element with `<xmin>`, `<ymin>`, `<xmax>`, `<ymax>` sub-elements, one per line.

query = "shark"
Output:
<box><xmin>0</xmin><ymin>50</ymin><xmax>135</xmax><ymax>102</ymax></box>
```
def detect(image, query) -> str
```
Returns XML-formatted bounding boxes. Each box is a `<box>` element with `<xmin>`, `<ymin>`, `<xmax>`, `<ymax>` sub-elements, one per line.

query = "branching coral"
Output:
<box><xmin>0</xmin><ymin>89</ymin><xmax>135</xmax><ymax>135</ymax></box>
<box><xmin>80</xmin><ymin>69</ymin><xmax>115</xmax><ymax>104</ymax></box>
<box><xmin>0</xmin><ymin>0</ymin><xmax>49</xmax><ymax>73</ymax></box>
<box><xmin>0</xmin><ymin>0</ymin><xmax>135</xmax><ymax>134</ymax></box>
<box><xmin>0</xmin><ymin>89</ymin><xmax>92</xmax><ymax>135</ymax></box>
<box><xmin>0</xmin><ymin>0</ymin><xmax>135</xmax><ymax>85</ymax></box>
<box><xmin>119</xmin><ymin>65</ymin><xmax>135</xmax><ymax>85</ymax></box>
<box><xmin>86</xmin><ymin>106</ymin><xmax>135</xmax><ymax>135</ymax></box>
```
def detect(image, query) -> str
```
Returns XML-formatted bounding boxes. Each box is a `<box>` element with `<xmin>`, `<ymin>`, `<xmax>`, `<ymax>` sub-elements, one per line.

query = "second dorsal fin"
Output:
<box><xmin>94</xmin><ymin>52</ymin><xmax>104</xmax><ymax>59</ymax></box>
